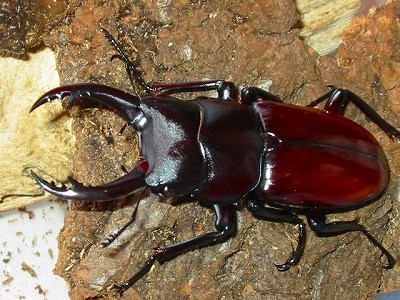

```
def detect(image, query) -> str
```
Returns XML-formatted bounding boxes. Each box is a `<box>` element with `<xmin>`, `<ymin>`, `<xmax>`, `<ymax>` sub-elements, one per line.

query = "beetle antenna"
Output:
<box><xmin>100</xmin><ymin>187</ymin><xmax>149</xmax><ymax>247</ymax></box>
<box><xmin>100</xmin><ymin>27</ymin><xmax>154</xmax><ymax>94</ymax></box>
<box><xmin>119</xmin><ymin>123</ymin><xmax>129</xmax><ymax>135</ymax></box>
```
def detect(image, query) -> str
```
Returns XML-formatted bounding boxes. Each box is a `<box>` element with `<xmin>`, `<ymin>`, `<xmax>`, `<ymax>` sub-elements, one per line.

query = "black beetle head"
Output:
<box><xmin>137</xmin><ymin>96</ymin><xmax>207</xmax><ymax>197</ymax></box>
<box><xmin>29</xmin><ymin>84</ymin><xmax>207</xmax><ymax>200</ymax></box>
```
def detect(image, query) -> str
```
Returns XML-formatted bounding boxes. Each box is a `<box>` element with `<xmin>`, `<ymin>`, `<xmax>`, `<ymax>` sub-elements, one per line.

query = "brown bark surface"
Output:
<box><xmin>7</xmin><ymin>1</ymin><xmax>400</xmax><ymax>299</ymax></box>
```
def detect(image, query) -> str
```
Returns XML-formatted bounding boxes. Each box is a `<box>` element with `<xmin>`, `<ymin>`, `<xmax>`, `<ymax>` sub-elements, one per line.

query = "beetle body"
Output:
<box><xmin>140</xmin><ymin>94</ymin><xmax>389</xmax><ymax>210</ymax></box>
<box><xmin>30</xmin><ymin>28</ymin><xmax>399</xmax><ymax>293</ymax></box>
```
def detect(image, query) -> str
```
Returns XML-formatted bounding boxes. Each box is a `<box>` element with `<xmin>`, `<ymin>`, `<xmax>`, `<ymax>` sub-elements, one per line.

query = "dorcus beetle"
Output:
<box><xmin>30</xmin><ymin>28</ymin><xmax>399</xmax><ymax>293</ymax></box>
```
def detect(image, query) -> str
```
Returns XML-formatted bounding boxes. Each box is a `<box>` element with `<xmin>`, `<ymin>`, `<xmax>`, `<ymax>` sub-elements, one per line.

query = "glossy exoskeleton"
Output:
<box><xmin>31</xmin><ymin>28</ymin><xmax>399</xmax><ymax>292</ymax></box>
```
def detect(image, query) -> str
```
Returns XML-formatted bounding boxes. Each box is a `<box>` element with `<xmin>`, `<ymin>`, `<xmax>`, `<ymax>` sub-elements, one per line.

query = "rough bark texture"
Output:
<box><xmin>0</xmin><ymin>0</ymin><xmax>80</xmax><ymax>57</ymax></box>
<box><xmin>7</xmin><ymin>0</ymin><xmax>400</xmax><ymax>299</ymax></box>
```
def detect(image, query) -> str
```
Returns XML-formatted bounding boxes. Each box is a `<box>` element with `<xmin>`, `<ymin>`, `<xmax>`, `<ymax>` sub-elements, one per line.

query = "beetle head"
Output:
<box><xmin>136</xmin><ymin>96</ymin><xmax>207</xmax><ymax>197</ymax></box>
<box><xmin>30</xmin><ymin>84</ymin><xmax>207</xmax><ymax>200</ymax></box>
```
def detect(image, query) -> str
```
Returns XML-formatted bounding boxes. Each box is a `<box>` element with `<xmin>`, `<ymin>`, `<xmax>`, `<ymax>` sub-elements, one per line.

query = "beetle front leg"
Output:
<box><xmin>101</xmin><ymin>28</ymin><xmax>238</xmax><ymax>101</ymax></box>
<box><xmin>101</xmin><ymin>28</ymin><xmax>153</xmax><ymax>93</ymax></box>
<box><xmin>153</xmin><ymin>80</ymin><xmax>238</xmax><ymax>101</ymax></box>
<box><xmin>307</xmin><ymin>211</ymin><xmax>395</xmax><ymax>269</ymax></box>
<box><xmin>113</xmin><ymin>204</ymin><xmax>236</xmax><ymax>294</ymax></box>
<box><xmin>246</xmin><ymin>197</ymin><xmax>306</xmax><ymax>271</ymax></box>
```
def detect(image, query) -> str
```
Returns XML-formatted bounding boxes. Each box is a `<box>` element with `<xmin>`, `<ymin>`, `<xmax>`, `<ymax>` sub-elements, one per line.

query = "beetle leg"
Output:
<box><xmin>306</xmin><ymin>86</ymin><xmax>336</xmax><ymax>109</ymax></box>
<box><xmin>240</xmin><ymin>87</ymin><xmax>282</xmax><ymax>105</ymax></box>
<box><xmin>153</xmin><ymin>80</ymin><xmax>239</xmax><ymax>101</ymax></box>
<box><xmin>307</xmin><ymin>211</ymin><xmax>396</xmax><ymax>269</ymax></box>
<box><xmin>100</xmin><ymin>27</ymin><xmax>153</xmax><ymax>93</ymax></box>
<box><xmin>112</xmin><ymin>204</ymin><xmax>236</xmax><ymax>294</ymax></box>
<box><xmin>100</xmin><ymin>28</ymin><xmax>239</xmax><ymax>101</ymax></box>
<box><xmin>100</xmin><ymin>188</ymin><xmax>148</xmax><ymax>247</ymax></box>
<box><xmin>30</xmin><ymin>161</ymin><xmax>148</xmax><ymax>201</ymax></box>
<box><xmin>246</xmin><ymin>197</ymin><xmax>306</xmax><ymax>271</ymax></box>
<box><xmin>308</xmin><ymin>87</ymin><xmax>400</xmax><ymax>139</ymax></box>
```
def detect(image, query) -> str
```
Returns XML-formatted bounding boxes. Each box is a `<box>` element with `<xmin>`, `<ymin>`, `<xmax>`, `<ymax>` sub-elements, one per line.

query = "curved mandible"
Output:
<box><xmin>31</xmin><ymin>161</ymin><xmax>148</xmax><ymax>201</ymax></box>
<box><xmin>30</xmin><ymin>83</ymin><xmax>141</xmax><ymax>123</ymax></box>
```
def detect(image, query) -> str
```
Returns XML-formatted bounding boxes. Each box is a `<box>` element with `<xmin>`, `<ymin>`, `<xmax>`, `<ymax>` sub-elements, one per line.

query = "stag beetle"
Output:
<box><xmin>30</xmin><ymin>28</ymin><xmax>399</xmax><ymax>292</ymax></box>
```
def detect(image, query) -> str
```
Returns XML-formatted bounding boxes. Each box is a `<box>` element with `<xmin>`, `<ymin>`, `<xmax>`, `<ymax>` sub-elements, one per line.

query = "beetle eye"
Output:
<box><xmin>160</xmin><ymin>186</ymin><xmax>175</xmax><ymax>198</ymax></box>
<box><xmin>132</xmin><ymin>111</ymin><xmax>147</xmax><ymax>131</ymax></box>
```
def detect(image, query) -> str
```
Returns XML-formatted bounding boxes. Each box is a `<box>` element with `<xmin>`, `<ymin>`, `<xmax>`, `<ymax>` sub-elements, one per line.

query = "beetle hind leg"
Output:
<box><xmin>307</xmin><ymin>211</ymin><xmax>396</xmax><ymax>269</ymax></box>
<box><xmin>246</xmin><ymin>197</ymin><xmax>306</xmax><ymax>271</ymax></box>
<box><xmin>240</xmin><ymin>87</ymin><xmax>282</xmax><ymax>105</ymax></box>
<box><xmin>308</xmin><ymin>87</ymin><xmax>400</xmax><ymax>139</ymax></box>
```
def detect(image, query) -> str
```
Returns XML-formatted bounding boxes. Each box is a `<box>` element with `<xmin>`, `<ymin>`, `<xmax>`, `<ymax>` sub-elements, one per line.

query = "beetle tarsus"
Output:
<box><xmin>360</xmin><ymin>228</ymin><xmax>396</xmax><ymax>269</ymax></box>
<box><xmin>273</xmin><ymin>221</ymin><xmax>306</xmax><ymax>271</ymax></box>
<box><xmin>274</xmin><ymin>259</ymin><xmax>295</xmax><ymax>272</ymax></box>
<box><xmin>112</xmin><ymin>254</ymin><xmax>159</xmax><ymax>295</ymax></box>
<box><xmin>100</xmin><ymin>195</ymin><xmax>142</xmax><ymax>247</ymax></box>
<box><xmin>307</xmin><ymin>212</ymin><xmax>396</xmax><ymax>269</ymax></box>
<box><xmin>246</xmin><ymin>197</ymin><xmax>306</xmax><ymax>271</ymax></box>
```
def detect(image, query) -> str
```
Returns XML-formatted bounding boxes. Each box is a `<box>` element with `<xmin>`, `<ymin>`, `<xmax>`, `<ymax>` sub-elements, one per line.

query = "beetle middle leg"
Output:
<box><xmin>307</xmin><ymin>87</ymin><xmax>400</xmax><ymax>139</ymax></box>
<box><xmin>307</xmin><ymin>211</ymin><xmax>395</xmax><ymax>268</ymax></box>
<box><xmin>246</xmin><ymin>197</ymin><xmax>306</xmax><ymax>271</ymax></box>
<box><xmin>113</xmin><ymin>204</ymin><xmax>236</xmax><ymax>293</ymax></box>
<box><xmin>240</xmin><ymin>87</ymin><xmax>282</xmax><ymax>105</ymax></box>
